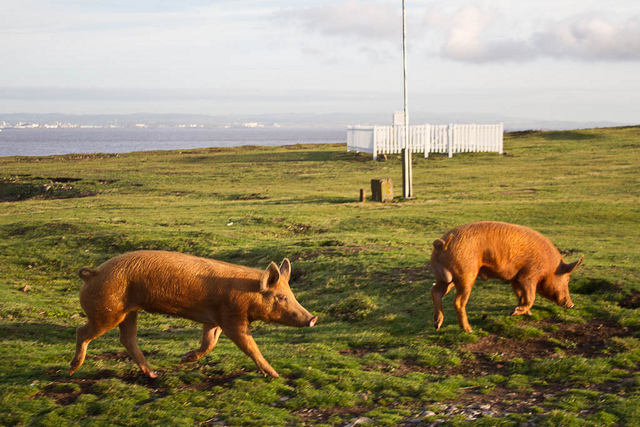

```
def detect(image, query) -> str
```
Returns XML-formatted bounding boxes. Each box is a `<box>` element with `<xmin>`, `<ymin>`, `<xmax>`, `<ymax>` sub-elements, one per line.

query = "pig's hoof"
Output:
<box><xmin>69</xmin><ymin>362</ymin><xmax>80</xmax><ymax>376</ymax></box>
<box><xmin>511</xmin><ymin>307</ymin><xmax>532</xmax><ymax>316</ymax></box>
<box><xmin>147</xmin><ymin>371</ymin><xmax>158</xmax><ymax>379</ymax></box>
<box><xmin>181</xmin><ymin>351</ymin><xmax>199</xmax><ymax>363</ymax></box>
<box><xmin>260</xmin><ymin>368</ymin><xmax>279</xmax><ymax>378</ymax></box>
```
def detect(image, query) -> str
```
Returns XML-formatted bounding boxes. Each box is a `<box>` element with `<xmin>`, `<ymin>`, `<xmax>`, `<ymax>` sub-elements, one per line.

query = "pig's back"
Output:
<box><xmin>88</xmin><ymin>251</ymin><xmax>262</xmax><ymax>313</ymax></box>
<box><xmin>445</xmin><ymin>222</ymin><xmax>559</xmax><ymax>276</ymax></box>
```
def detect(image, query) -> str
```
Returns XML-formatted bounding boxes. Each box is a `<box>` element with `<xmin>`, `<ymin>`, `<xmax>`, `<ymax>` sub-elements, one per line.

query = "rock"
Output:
<box><xmin>345</xmin><ymin>417</ymin><xmax>373</xmax><ymax>427</ymax></box>
<box><xmin>20</xmin><ymin>285</ymin><xmax>31</xmax><ymax>292</ymax></box>
<box><xmin>421</xmin><ymin>411</ymin><xmax>437</xmax><ymax>417</ymax></box>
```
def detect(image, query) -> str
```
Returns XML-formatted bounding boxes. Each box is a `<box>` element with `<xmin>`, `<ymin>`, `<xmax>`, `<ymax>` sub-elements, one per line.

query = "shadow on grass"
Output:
<box><xmin>0</xmin><ymin>321</ymin><xmax>75</xmax><ymax>344</ymax></box>
<box><xmin>507</xmin><ymin>130</ymin><xmax>603</xmax><ymax>141</ymax></box>
<box><xmin>571</xmin><ymin>277</ymin><xmax>623</xmax><ymax>295</ymax></box>
<box><xmin>179</xmin><ymin>149</ymin><xmax>348</xmax><ymax>165</ymax></box>
<box><xmin>225</xmin><ymin>195</ymin><xmax>357</xmax><ymax>205</ymax></box>
<box><xmin>541</xmin><ymin>131</ymin><xmax>603</xmax><ymax>141</ymax></box>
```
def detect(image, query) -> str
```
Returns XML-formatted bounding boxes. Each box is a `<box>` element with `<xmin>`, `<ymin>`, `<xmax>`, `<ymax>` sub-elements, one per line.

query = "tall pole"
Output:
<box><xmin>401</xmin><ymin>0</ymin><xmax>413</xmax><ymax>198</ymax></box>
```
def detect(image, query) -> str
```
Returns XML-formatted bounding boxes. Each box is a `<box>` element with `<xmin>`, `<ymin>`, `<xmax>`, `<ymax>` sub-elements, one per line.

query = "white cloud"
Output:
<box><xmin>277</xmin><ymin>0</ymin><xmax>400</xmax><ymax>42</ymax></box>
<box><xmin>437</xmin><ymin>6</ymin><xmax>640</xmax><ymax>63</ymax></box>
<box><xmin>437</xmin><ymin>5</ymin><xmax>534</xmax><ymax>63</ymax></box>
<box><xmin>277</xmin><ymin>2</ymin><xmax>640</xmax><ymax>63</ymax></box>
<box><xmin>533</xmin><ymin>15</ymin><xmax>640</xmax><ymax>61</ymax></box>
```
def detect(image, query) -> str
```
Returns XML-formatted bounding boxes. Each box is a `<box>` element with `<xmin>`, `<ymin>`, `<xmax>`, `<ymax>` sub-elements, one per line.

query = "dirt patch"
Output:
<box><xmin>347</xmin><ymin>319</ymin><xmax>631</xmax><ymax>378</ymax></box>
<box><xmin>619</xmin><ymin>290</ymin><xmax>640</xmax><ymax>309</ymax></box>
<box><xmin>293</xmin><ymin>406</ymin><xmax>371</xmax><ymax>425</ymax></box>
<box><xmin>464</xmin><ymin>319</ymin><xmax>627</xmax><ymax>362</ymax></box>
<box><xmin>452</xmin><ymin>375</ymin><xmax>639</xmax><ymax>423</ymax></box>
<box><xmin>37</xmin><ymin>365</ymin><xmax>244</xmax><ymax>406</ymax></box>
<box><xmin>37</xmin><ymin>378</ymin><xmax>96</xmax><ymax>406</ymax></box>
<box><xmin>464</xmin><ymin>319</ymin><xmax>627</xmax><ymax>377</ymax></box>
<box><xmin>38</xmin><ymin>367</ymin><xmax>165</xmax><ymax>406</ymax></box>
<box><xmin>46</xmin><ymin>177</ymin><xmax>82</xmax><ymax>183</ymax></box>
<box><xmin>0</xmin><ymin>176</ymin><xmax>96</xmax><ymax>202</ymax></box>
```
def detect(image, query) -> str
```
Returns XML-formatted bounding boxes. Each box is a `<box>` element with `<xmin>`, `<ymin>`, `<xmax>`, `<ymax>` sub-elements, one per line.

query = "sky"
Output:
<box><xmin>1</xmin><ymin>0</ymin><xmax>639</xmax><ymax>125</ymax></box>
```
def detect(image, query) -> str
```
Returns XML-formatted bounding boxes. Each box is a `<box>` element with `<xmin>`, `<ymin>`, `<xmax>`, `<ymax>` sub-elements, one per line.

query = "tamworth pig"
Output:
<box><xmin>430</xmin><ymin>221</ymin><xmax>583</xmax><ymax>333</ymax></box>
<box><xmin>70</xmin><ymin>251</ymin><xmax>318</xmax><ymax>378</ymax></box>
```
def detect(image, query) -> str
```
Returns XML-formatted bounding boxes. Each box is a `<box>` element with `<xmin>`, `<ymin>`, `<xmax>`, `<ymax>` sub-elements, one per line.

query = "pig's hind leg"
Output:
<box><xmin>452</xmin><ymin>273</ymin><xmax>476</xmax><ymax>333</ymax></box>
<box><xmin>70</xmin><ymin>313</ymin><xmax>127</xmax><ymax>376</ymax></box>
<box><xmin>118</xmin><ymin>311</ymin><xmax>157</xmax><ymax>378</ymax></box>
<box><xmin>182</xmin><ymin>324</ymin><xmax>222</xmax><ymax>363</ymax></box>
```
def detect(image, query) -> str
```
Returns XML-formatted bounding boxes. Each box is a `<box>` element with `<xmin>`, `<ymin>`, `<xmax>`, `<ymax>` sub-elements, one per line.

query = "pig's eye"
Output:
<box><xmin>276</xmin><ymin>295</ymin><xmax>288</xmax><ymax>303</ymax></box>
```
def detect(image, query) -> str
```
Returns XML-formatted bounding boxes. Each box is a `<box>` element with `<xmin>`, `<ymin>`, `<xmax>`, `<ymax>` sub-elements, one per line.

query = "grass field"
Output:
<box><xmin>1</xmin><ymin>126</ymin><xmax>639</xmax><ymax>426</ymax></box>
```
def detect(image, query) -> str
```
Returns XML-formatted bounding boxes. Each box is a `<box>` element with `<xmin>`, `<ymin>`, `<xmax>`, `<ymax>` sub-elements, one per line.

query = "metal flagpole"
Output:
<box><xmin>401</xmin><ymin>0</ymin><xmax>413</xmax><ymax>198</ymax></box>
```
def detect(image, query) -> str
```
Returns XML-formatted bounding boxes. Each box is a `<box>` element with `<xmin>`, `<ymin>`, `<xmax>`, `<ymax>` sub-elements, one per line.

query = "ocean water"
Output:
<box><xmin>0</xmin><ymin>127</ymin><xmax>346</xmax><ymax>157</ymax></box>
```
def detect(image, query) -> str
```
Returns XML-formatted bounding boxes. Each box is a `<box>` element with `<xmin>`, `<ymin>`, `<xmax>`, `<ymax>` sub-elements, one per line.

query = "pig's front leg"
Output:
<box><xmin>510</xmin><ymin>278</ymin><xmax>535</xmax><ymax>316</ymax></box>
<box><xmin>222</xmin><ymin>322</ymin><xmax>279</xmax><ymax>378</ymax></box>
<box><xmin>431</xmin><ymin>281</ymin><xmax>454</xmax><ymax>330</ymax></box>
<box><xmin>182</xmin><ymin>324</ymin><xmax>222</xmax><ymax>363</ymax></box>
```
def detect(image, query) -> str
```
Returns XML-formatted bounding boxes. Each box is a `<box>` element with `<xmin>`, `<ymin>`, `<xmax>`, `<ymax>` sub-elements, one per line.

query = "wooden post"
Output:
<box><xmin>359</xmin><ymin>189</ymin><xmax>366</xmax><ymax>202</ymax></box>
<box><xmin>447</xmin><ymin>124</ymin><xmax>453</xmax><ymax>158</ymax></box>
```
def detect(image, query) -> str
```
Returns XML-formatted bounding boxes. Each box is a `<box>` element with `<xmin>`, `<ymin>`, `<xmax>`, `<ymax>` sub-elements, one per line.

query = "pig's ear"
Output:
<box><xmin>279</xmin><ymin>258</ymin><xmax>291</xmax><ymax>282</ymax></box>
<box><xmin>559</xmin><ymin>255</ymin><xmax>584</xmax><ymax>274</ymax></box>
<box><xmin>260</xmin><ymin>262</ymin><xmax>281</xmax><ymax>292</ymax></box>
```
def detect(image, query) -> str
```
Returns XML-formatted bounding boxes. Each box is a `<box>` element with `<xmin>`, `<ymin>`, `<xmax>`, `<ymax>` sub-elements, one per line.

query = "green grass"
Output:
<box><xmin>1</xmin><ymin>126</ymin><xmax>639</xmax><ymax>425</ymax></box>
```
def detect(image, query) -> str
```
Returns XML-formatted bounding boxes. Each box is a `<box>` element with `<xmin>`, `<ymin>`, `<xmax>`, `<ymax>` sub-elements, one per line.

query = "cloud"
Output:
<box><xmin>277</xmin><ymin>0</ymin><xmax>400</xmax><ymax>42</ymax></box>
<box><xmin>533</xmin><ymin>15</ymin><xmax>640</xmax><ymax>61</ymax></box>
<box><xmin>438</xmin><ymin>6</ymin><xmax>640</xmax><ymax>63</ymax></box>
<box><xmin>437</xmin><ymin>5</ymin><xmax>535</xmax><ymax>63</ymax></box>
<box><xmin>278</xmin><ymin>2</ymin><xmax>640</xmax><ymax>63</ymax></box>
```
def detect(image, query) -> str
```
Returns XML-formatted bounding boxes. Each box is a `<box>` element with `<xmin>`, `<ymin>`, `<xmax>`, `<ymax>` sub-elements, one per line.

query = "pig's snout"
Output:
<box><xmin>308</xmin><ymin>316</ymin><xmax>318</xmax><ymax>327</ymax></box>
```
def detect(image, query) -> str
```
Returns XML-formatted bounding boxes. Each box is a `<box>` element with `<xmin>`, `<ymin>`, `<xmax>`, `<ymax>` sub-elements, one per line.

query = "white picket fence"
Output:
<box><xmin>347</xmin><ymin>123</ymin><xmax>504</xmax><ymax>160</ymax></box>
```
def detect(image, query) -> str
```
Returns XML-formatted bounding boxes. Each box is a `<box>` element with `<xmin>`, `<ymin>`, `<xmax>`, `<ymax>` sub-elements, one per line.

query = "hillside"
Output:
<box><xmin>1</xmin><ymin>126</ymin><xmax>639</xmax><ymax>425</ymax></box>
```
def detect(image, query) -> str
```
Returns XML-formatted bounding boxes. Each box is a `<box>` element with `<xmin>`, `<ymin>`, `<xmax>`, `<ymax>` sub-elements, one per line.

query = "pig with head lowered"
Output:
<box><xmin>70</xmin><ymin>250</ymin><xmax>318</xmax><ymax>378</ymax></box>
<box><xmin>430</xmin><ymin>221</ymin><xmax>583</xmax><ymax>333</ymax></box>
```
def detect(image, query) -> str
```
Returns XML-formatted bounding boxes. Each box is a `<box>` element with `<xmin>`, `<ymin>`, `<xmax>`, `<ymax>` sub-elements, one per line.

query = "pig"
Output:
<box><xmin>69</xmin><ymin>250</ymin><xmax>318</xmax><ymax>378</ymax></box>
<box><xmin>430</xmin><ymin>221</ymin><xmax>583</xmax><ymax>333</ymax></box>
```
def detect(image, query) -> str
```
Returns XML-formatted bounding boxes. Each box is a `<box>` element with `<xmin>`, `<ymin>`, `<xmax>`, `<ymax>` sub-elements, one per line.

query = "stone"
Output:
<box><xmin>370</xmin><ymin>179</ymin><xmax>393</xmax><ymax>202</ymax></box>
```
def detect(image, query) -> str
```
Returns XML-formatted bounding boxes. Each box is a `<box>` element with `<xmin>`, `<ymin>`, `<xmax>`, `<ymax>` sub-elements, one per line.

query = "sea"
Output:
<box><xmin>0</xmin><ymin>127</ymin><xmax>347</xmax><ymax>157</ymax></box>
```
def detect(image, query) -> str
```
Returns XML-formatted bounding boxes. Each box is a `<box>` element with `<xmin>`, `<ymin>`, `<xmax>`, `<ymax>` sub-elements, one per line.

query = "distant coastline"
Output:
<box><xmin>0</xmin><ymin>112</ymin><xmax>634</xmax><ymax>133</ymax></box>
<box><xmin>0</xmin><ymin>127</ymin><xmax>346</xmax><ymax>157</ymax></box>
